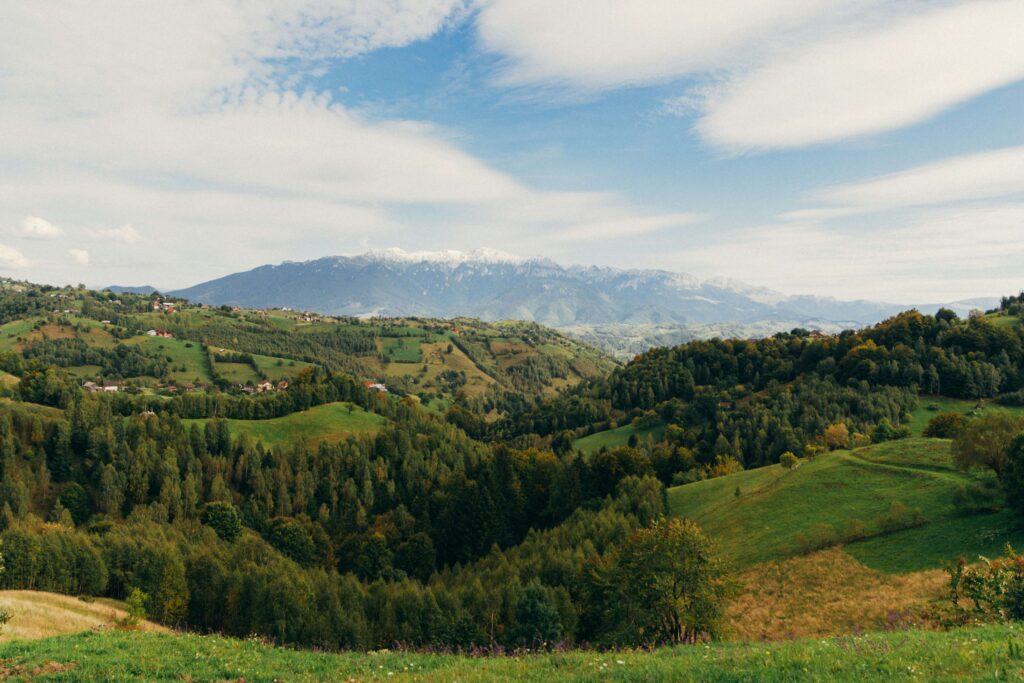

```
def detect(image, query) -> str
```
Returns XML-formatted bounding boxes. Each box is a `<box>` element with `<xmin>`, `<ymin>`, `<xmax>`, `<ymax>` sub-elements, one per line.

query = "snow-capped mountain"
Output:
<box><xmin>168</xmin><ymin>249</ymin><xmax>998</xmax><ymax>330</ymax></box>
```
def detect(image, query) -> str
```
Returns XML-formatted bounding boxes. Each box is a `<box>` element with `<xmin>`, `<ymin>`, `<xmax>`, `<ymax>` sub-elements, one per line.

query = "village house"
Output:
<box><xmin>363</xmin><ymin>380</ymin><xmax>388</xmax><ymax>393</ymax></box>
<box><xmin>256</xmin><ymin>380</ymin><xmax>274</xmax><ymax>393</ymax></box>
<box><xmin>276</xmin><ymin>380</ymin><xmax>289</xmax><ymax>391</ymax></box>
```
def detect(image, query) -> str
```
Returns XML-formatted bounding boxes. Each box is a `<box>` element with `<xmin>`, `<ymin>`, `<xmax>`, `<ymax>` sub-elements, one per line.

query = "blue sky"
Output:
<box><xmin>0</xmin><ymin>1</ymin><xmax>1022</xmax><ymax>302</ymax></box>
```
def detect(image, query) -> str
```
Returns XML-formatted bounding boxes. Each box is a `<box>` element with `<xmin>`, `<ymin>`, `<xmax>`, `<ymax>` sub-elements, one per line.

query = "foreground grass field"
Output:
<box><xmin>183</xmin><ymin>402</ymin><xmax>387</xmax><ymax>448</ymax></box>
<box><xmin>1</xmin><ymin>624</ymin><xmax>1023</xmax><ymax>681</ymax></box>
<box><xmin>668</xmin><ymin>438</ymin><xmax>1024</xmax><ymax>572</ymax></box>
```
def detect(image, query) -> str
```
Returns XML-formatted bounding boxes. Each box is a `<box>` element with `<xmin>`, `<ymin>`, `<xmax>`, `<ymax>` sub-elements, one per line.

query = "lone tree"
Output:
<box><xmin>952</xmin><ymin>412</ymin><xmax>1024</xmax><ymax>482</ymax></box>
<box><xmin>589</xmin><ymin>517</ymin><xmax>727</xmax><ymax>646</ymax></box>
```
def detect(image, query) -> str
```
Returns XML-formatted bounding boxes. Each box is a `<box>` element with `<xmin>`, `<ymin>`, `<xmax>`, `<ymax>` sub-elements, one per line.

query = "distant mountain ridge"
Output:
<box><xmin>164</xmin><ymin>248</ymin><xmax>998</xmax><ymax>335</ymax></box>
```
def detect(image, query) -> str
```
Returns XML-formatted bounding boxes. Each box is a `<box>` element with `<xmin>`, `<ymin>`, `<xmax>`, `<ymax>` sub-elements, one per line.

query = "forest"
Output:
<box><xmin>0</xmin><ymin>280</ymin><xmax>1023</xmax><ymax>653</ymax></box>
<box><xmin>500</xmin><ymin>306</ymin><xmax>1024</xmax><ymax>471</ymax></box>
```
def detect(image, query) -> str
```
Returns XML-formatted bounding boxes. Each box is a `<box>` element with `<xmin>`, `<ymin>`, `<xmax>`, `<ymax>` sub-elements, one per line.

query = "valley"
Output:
<box><xmin>0</xmin><ymin>279</ymin><xmax>1022</xmax><ymax>680</ymax></box>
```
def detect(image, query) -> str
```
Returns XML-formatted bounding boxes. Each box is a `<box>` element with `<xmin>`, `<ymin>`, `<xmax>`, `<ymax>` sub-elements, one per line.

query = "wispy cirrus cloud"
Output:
<box><xmin>476</xmin><ymin>0</ymin><xmax>1024</xmax><ymax>151</ymax></box>
<box><xmin>811</xmin><ymin>144</ymin><xmax>1024</xmax><ymax>212</ymax></box>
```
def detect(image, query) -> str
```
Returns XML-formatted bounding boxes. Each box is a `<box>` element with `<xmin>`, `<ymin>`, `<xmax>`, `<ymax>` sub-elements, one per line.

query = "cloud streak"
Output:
<box><xmin>477</xmin><ymin>0</ymin><xmax>1024</xmax><ymax>150</ymax></box>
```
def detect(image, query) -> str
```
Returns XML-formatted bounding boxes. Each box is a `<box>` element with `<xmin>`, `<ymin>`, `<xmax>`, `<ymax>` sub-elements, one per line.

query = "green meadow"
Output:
<box><xmin>0</xmin><ymin>625</ymin><xmax>1021</xmax><ymax>682</ymax></box>
<box><xmin>668</xmin><ymin>437</ymin><xmax>1024</xmax><ymax>573</ymax></box>
<box><xmin>183</xmin><ymin>402</ymin><xmax>386</xmax><ymax>447</ymax></box>
<box><xmin>573</xmin><ymin>421</ymin><xmax>666</xmax><ymax>455</ymax></box>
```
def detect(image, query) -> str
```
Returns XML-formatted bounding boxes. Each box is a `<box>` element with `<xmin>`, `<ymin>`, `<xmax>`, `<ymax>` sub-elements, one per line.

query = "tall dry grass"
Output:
<box><xmin>0</xmin><ymin>591</ymin><xmax>168</xmax><ymax>641</ymax></box>
<box><xmin>727</xmin><ymin>547</ymin><xmax>946</xmax><ymax>641</ymax></box>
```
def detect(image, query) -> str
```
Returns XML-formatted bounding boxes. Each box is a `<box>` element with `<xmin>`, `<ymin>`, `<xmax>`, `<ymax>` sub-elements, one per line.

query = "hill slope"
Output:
<box><xmin>0</xmin><ymin>591</ymin><xmax>166</xmax><ymax>642</ymax></box>
<box><xmin>669</xmin><ymin>438</ymin><xmax>1023</xmax><ymax>573</ymax></box>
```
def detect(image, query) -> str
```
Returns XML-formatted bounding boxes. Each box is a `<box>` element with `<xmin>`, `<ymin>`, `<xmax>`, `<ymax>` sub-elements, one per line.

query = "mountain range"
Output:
<box><xmin>115</xmin><ymin>248</ymin><xmax>998</xmax><ymax>355</ymax></box>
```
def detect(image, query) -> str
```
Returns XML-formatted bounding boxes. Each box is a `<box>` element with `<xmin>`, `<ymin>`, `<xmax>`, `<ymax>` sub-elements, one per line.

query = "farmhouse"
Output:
<box><xmin>363</xmin><ymin>380</ymin><xmax>388</xmax><ymax>393</ymax></box>
<box><xmin>256</xmin><ymin>380</ymin><xmax>274</xmax><ymax>393</ymax></box>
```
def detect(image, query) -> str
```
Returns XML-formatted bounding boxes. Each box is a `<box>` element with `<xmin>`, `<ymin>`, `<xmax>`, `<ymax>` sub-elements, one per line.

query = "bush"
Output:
<box><xmin>779</xmin><ymin>452</ymin><xmax>800</xmax><ymax>470</ymax></box>
<box><xmin>792</xmin><ymin>523</ymin><xmax>839</xmax><ymax>554</ymax></box>
<box><xmin>872</xmin><ymin>419</ymin><xmax>910</xmax><ymax>443</ymax></box>
<box><xmin>877</xmin><ymin>501</ymin><xmax>924</xmax><ymax>533</ymax></box>
<box><xmin>923</xmin><ymin>412</ymin><xmax>967</xmax><ymax>439</ymax></box>
<box><xmin>120</xmin><ymin>587</ymin><xmax>148</xmax><ymax>627</ymax></box>
<box><xmin>948</xmin><ymin>546</ymin><xmax>1024</xmax><ymax>622</ymax></box>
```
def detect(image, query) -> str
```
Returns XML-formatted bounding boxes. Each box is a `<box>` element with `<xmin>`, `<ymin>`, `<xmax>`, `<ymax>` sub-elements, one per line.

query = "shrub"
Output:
<box><xmin>872</xmin><ymin>419</ymin><xmax>910</xmax><ymax>443</ymax></box>
<box><xmin>877</xmin><ymin>501</ymin><xmax>924</xmax><ymax>533</ymax></box>
<box><xmin>120</xmin><ymin>588</ymin><xmax>148</xmax><ymax>627</ymax></box>
<box><xmin>793</xmin><ymin>523</ymin><xmax>839</xmax><ymax>554</ymax></box>
<box><xmin>924</xmin><ymin>412</ymin><xmax>967</xmax><ymax>439</ymax></box>
<box><xmin>779</xmin><ymin>452</ymin><xmax>800</xmax><ymax>470</ymax></box>
<box><xmin>948</xmin><ymin>546</ymin><xmax>1024</xmax><ymax>622</ymax></box>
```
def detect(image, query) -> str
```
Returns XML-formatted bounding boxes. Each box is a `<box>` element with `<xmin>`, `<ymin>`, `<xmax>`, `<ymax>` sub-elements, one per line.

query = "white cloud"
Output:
<box><xmin>96</xmin><ymin>224</ymin><xmax>142</xmax><ymax>244</ymax></box>
<box><xmin>697</xmin><ymin>0</ymin><xmax>1024</xmax><ymax>150</ymax></box>
<box><xmin>69</xmin><ymin>249</ymin><xmax>90</xmax><ymax>265</ymax></box>
<box><xmin>18</xmin><ymin>216</ymin><xmax>64</xmax><ymax>240</ymax></box>
<box><xmin>682</xmin><ymin>203</ymin><xmax>1024</xmax><ymax>302</ymax></box>
<box><xmin>811</xmin><ymin>145</ymin><xmax>1024</xmax><ymax>212</ymax></box>
<box><xmin>0</xmin><ymin>1</ymin><xmax>693</xmax><ymax>286</ymax></box>
<box><xmin>0</xmin><ymin>245</ymin><xmax>30</xmax><ymax>269</ymax></box>
<box><xmin>477</xmin><ymin>1</ymin><xmax>1024</xmax><ymax>150</ymax></box>
<box><xmin>476</xmin><ymin>0</ymin><xmax>846</xmax><ymax>90</ymax></box>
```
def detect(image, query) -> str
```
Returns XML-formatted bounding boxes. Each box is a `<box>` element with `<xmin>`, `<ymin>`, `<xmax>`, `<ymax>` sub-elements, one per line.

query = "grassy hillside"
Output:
<box><xmin>573</xmin><ymin>421</ymin><xmax>665</xmax><ymax>454</ymax></box>
<box><xmin>0</xmin><ymin>624</ymin><xmax>1021</xmax><ymax>682</ymax></box>
<box><xmin>124</xmin><ymin>336</ymin><xmax>211</xmax><ymax>384</ymax></box>
<box><xmin>0</xmin><ymin>591</ymin><xmax>166</xmax><ymax>642</ymax></box>
<box><xmin>183</xmin><ymin>401</ymin><xmax>387</xmax><ymax>447</ymax></box>
<box><xmin>668</xmin><ymin>438</ymin><xmax>1024</xmax><ymax>572</ymax></box>
<box><xmin>907</xmin><ymin>396</ymin><xmax>1024</xmax><ymax>436</ymax></box>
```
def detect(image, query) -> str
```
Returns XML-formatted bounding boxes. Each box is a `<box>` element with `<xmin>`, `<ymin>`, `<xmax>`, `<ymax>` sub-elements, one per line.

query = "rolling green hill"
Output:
<box><xmin>0</xmin><ymin>624</ymin><xmax>1019</xmax><ymax>682</ymax></box>
<box><xmin>669</xmin><ymin>437</ymin><xmax>1023</xmax><ymax>573</ymax></box>
<box><xmin>183</xmin><ymin>401</ymin><xmax>387</xmax><ymax>447</ymax></box>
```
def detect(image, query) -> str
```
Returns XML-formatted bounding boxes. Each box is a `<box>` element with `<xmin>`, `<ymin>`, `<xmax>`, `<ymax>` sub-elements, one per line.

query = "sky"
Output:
<box><xmin>0</xmin><ymin>0</ymin><xmax>1022</xmax><ymax>303</ymax></box>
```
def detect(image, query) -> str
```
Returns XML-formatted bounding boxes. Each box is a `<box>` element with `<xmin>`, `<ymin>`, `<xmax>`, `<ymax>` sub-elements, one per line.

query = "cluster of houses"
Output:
<box><xmin>83</xmin><ymin>380</ymin><xmax>121</xmax><ymax>393</ymax></box>
<box><xmin>146</xmin><ymin>329</ymin><xmax>173</xmax><ymax>338</ymax></box>
<box><xmin>363</xmin><ymin>380</ymin><xmax>388</xmax><ymax>394</ymax></box>
<box><xmin>151</xmin><ymin>300</ymin><xmax>177</xmax><ymax>314</ymax></box>
<box><xmin>235</xmin><ymin>379</ymin><xmax>290</xmax><ymax>395</ymax></box>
